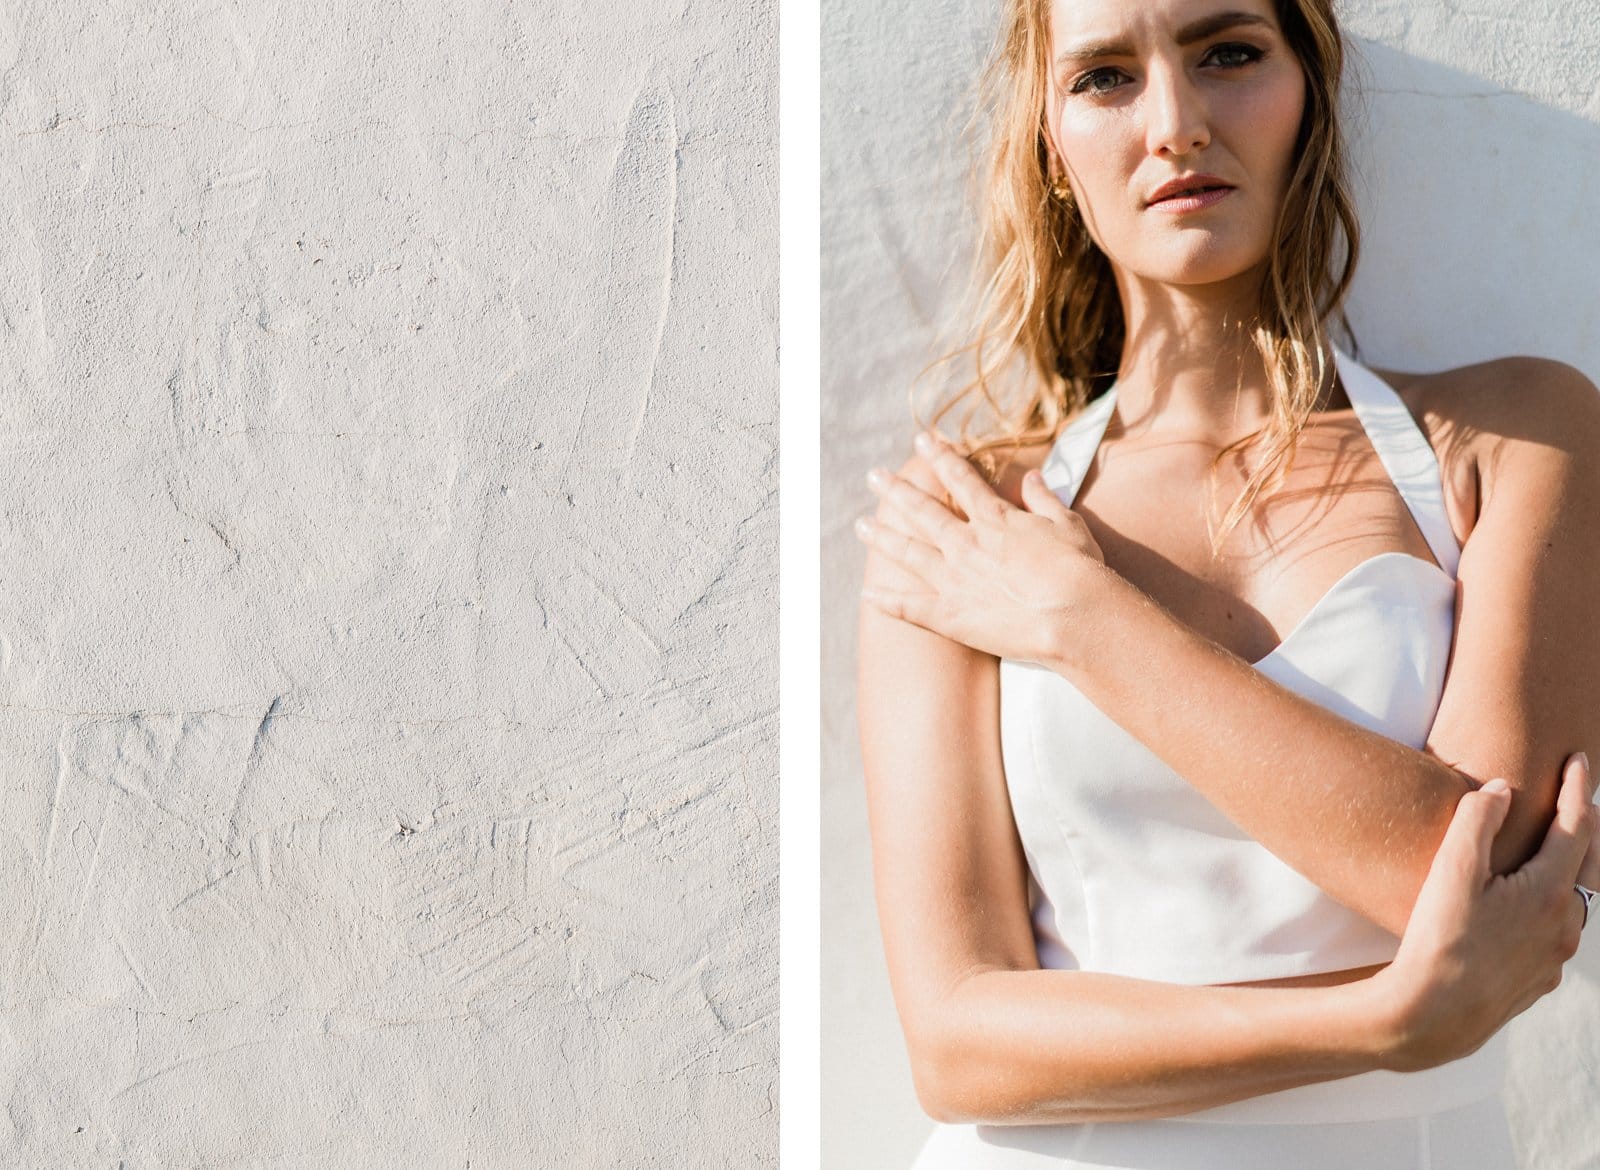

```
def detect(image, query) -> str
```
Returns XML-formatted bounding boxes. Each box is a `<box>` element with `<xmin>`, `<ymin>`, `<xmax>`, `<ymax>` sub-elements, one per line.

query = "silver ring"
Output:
<box><xmin>1579</xmin><ymin>884</ymin><xmax>1598</xmax><ymax>930</ymax></box>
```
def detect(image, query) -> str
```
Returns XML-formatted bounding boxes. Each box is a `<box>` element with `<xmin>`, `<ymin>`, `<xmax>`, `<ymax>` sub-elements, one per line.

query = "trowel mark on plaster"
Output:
<box><xmin>864</xmin><ymin>173</ymin><xmax>958</xmax><ymax>329</ymax></box>
<box><xmin>554</xmin><ymin>81</ymin><xmax>679</xmax><ymax>489</ymax></box>
<box><xmin>68</xmin><ymin>785</ymin><xmax>116</xmax><ymax>940</ymax></box>
<box><xmin>161</xmin><ymin>144</ymin><xmax>269</xmax><ymax>447</ymax></box>
<box><xmin>111</xmin><ymin>919</ymin><xmax>159</xmax><ymax>1006</ymax></box>
<box><xmin>20</xmin><ymin>728</ymin><xmax>75</xmax><ymax>982</ymax></box>
<box><xmin>386</xmin><ymin>817</ymin><xmax>556</xmax><ymax>997</ymax></box>
<box><xmin>39</xmin><ymin>724</ymin><xmax>71</xmax><ymax>872</ymax></box>
<box><xmin>113</xmin><ymin>1037</ymin><xmax>270</xmax><ymax>1100</ymax></box>
<box><xmin>220</xmin><ymin>694</ymin><xmax>284</xmax><ymax>859</ymax></box>
<box><xmin>0</xmin><ymin>186</ymin><xmax>59</xmax><ymax>378</ymax></box>
<box><xmin>24</xmin><ymin>718</ymin><xmax>191</xmax><ymax>982</ymax></box>
<box><xmin>170</xmin><ymin>865</ymin><xmax>245</xmax><ymax>914</ymax></box>
<box><xmin>620</xmin><ymin>91</ymin><xmax>679</xmax><ymax>489</ymax></box>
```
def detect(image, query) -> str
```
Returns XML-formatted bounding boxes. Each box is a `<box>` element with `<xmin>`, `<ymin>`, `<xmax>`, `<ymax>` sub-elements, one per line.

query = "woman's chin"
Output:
<box><xmin>1132</xmin><ymin>246</ymin><xmax>1268</xmax><ymax>289</ymax></box>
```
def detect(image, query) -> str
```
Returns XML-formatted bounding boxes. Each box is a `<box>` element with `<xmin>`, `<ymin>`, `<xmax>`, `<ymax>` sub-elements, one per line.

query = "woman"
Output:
<box><xmin>852</xmin><ymin>0</ymin><xmax>1600</xmax><ymax>1166</ymax></box>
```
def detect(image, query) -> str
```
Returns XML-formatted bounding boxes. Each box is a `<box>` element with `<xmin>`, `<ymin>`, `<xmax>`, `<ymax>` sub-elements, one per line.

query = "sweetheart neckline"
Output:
<box><xmin>1246</xmin><ymin>550</ymin><xmax>1454</xmax><ymax>668</ymax></box>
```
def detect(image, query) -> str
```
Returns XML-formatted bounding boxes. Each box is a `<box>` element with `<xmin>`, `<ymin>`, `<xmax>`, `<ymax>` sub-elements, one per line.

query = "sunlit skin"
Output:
<box><xmin>852</xmin><ymin>0</ymin><xmax>1600</xmax><ymax>1129</ymax></box>
<box><xmin>1044</xmin><ymin>0</ymin><xmax>1314</xmax><ymax>427</ymax></box>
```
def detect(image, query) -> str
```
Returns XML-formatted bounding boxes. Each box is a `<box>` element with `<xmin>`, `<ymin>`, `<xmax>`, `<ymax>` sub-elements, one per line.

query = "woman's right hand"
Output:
<box><xmin>1368</xmin><ymin>752</ymin><xmax>1598</xmax><ymax>1073</ymax></box>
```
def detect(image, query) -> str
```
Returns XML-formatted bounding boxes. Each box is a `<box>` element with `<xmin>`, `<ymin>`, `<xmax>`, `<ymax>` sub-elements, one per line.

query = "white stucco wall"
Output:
<box><xmin>823</xmin><ymin>2</ymin><xmax>1600</xmax><ymax>1167</ymax></box>
<box><xmin>0</xmin><ymin>3</ymin><xmax>776</xmax><ymax>1167</ymax></box>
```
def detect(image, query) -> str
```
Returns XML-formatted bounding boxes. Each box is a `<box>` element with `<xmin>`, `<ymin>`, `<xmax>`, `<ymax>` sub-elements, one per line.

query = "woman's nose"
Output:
<box><xmin>1143</xmin><ymin>63</ymin><xmax>1211</xmax><ymax>157</ymax></box>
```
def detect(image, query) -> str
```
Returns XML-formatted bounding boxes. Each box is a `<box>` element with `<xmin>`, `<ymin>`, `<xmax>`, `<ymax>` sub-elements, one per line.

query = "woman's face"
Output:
<box><xmin>1045</xmin><ymin>0</ymin><xmax>1307</xmax><ymax>288</ymax></box>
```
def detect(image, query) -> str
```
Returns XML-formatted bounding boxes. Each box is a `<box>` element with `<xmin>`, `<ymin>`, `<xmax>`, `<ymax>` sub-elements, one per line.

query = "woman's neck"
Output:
<box><xmin>1107</xmin><ymin>270</ymin><xmax>1339</xmax><ymax>440</ymax></box>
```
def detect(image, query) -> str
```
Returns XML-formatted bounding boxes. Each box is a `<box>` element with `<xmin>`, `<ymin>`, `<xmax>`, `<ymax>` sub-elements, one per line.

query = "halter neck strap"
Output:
<box><xmin>1037</xmin><ymin>347</ymin><xmax>1461</xmax><ymax>578</ymax></box>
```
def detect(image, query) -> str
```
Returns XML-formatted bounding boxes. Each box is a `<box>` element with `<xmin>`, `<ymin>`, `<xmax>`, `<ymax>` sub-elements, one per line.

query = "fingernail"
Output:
<box><xmin>913</xmin><ymin>432</ymin><xmax>934</xmax><ymax>456</ymax></box>
<box><xmin>866</xmin><ymin>467</ymin><xmax>886</xmax><ymax>490</ymax></box>
<box><xmin>1481</xmin><ymin>778</ymin><xmax>1510</xmax><ymax>794</ymax></box>
<box><xmin>854</xmin><ymin>516</ymin><xmax>872</xmax><ymax>539</ymax></box>
<box><xmin>1578</xmin><ymin>752</ymin><xmax>1589</xmax><ymax>773</ymax></box>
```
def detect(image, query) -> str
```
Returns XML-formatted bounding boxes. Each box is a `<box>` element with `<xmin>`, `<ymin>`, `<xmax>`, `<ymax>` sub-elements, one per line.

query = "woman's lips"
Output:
<box><xmin>1148</xmin><ymin>186</ymin><xmax>1235</xmax><ymax>213</ymax></box>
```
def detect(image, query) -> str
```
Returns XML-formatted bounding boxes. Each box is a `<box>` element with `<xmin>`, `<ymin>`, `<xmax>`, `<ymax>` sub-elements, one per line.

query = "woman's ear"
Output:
<box><xmin>1043</xmin><ymin>146</ymin><xmax>1076</xmax><ymax>204</ymax></box>
<box><xmin>1043</xmin><ymin>143</ymin><xmax>1064</xmax><ymax>186</ymax></box>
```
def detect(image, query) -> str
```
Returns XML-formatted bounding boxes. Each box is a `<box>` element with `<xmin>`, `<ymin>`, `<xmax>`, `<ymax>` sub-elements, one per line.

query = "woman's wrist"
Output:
<box><xmin>1038</xmin><ymin>558</ymin><xmax>1131</xmax><ymax>675</ymax></box>
<box><xmin>1333</xmin><ymin>969</ymin><xmax>1415</xmax><ymax>1073</ymax></box>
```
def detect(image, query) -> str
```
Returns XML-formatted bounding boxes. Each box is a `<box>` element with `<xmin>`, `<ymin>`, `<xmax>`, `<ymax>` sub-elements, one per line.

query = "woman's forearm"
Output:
<box><xmin>918</xmin><ymin>768</ymin><xmax>1592</xmax><ymax>1128</ymax></box>
<box><xmin>921</xmin><ymin>965</ymin><xmax>1395</xmax><ymax>1125</ymax></box>
<box><xmin>1039</xmin><ymin>567</ymin><xmax>1483</xmax><ymax>937</ymax></box>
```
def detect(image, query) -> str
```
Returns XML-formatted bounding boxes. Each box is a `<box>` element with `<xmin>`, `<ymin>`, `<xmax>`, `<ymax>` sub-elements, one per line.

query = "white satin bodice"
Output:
<box><xmin>998</xmin><ymin>346</ymin><xmax>1462</xmax><ymax>986</ymax></box>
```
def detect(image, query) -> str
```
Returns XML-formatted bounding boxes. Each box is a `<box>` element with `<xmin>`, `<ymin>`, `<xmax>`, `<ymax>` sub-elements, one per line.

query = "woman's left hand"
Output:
<box><xmin>1367</xmin><ymin>754</ymin><xmax>1597</xmax><ymax>1072</ymax></box>
<box><xmin>855</xmin><ymin>431</ymin><xmax>1109</xmax><ymax>665</ymax></box>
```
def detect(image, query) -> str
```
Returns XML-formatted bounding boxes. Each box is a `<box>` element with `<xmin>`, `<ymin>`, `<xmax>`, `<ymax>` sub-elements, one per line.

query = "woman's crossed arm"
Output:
<box><xmin>857</xmin><ymin>457</ymin><xmax>1596</xmax><ymax>1124</ymax></box>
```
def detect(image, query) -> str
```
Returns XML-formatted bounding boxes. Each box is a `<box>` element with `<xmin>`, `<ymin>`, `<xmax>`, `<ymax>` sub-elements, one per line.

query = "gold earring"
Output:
<box><xmin>1050</xmin><ymin>178</ymin><xmax>1076</xmax><ymax>208</ymax></box>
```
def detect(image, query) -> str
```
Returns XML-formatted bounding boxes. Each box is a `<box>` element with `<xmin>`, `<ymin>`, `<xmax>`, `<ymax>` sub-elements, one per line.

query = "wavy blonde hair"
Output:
<box><xmin>921</xmin><ymin>0</ymin><xmax>1361</xmax><ymax>551</ymax></box>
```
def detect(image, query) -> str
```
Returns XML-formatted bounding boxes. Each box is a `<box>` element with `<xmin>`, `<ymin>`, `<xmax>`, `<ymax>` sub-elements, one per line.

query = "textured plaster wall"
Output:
<box><xmin>823</xmin><ymin>2</ymin><xmax>1600</xmax><ymax>1167</ymax></box>
<box><xmin>0</xmin><ymin>3</ymin><xmax>777</xmax><ymax>1167</ymax></box>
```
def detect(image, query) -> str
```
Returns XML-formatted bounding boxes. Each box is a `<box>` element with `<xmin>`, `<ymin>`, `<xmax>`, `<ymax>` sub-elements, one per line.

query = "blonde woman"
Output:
<box><xmin>853</xmin><ymin>0</ymin><xmax>1600</xmax><ymax>1166</ymax></box>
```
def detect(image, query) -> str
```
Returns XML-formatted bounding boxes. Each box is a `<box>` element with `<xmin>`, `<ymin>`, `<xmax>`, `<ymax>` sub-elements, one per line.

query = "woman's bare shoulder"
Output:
<box><xmin>1378</xmin><ymin>355</ymin><xmax>1600</xmax><ymax>469</ymax></box>
<box><xmin>1375</xmin><ymin>354</ymin><xmax>1600</xmax><ymax>541</ymax></box>
<box><xmin>1377</xmin><ymin>354</ymin><xmax>1600</xmax><ymax>449</ymax></box>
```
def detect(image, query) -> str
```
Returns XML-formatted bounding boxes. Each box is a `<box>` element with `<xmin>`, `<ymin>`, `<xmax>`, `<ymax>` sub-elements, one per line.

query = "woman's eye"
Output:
<box><xmin>1206</xmin><ymin>43</ymin><xmax>1264</xmax><ymax>68</ymax></box>
<box><xmin>1070</xmin><ymin>68</ymin><xmax>1125</xmax><ymax>96</ymax></box>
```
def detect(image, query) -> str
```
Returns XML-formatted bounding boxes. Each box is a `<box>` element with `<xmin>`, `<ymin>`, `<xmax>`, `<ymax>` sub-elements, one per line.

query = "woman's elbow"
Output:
<box><xmin>1488</xmin><ymin>777</ymin><xmax>1565</xmax><ymax>876</ymax></box>
<box><xmin>907</xmin><ymin>1020</ymin><xmax>1039</xmax><ymax>1125</ymax></box>
<box><xmin>1412</xmin><ymin>761</ymin><xmax>1561</xmax><ymax>885</ymax></box>
<box><xmin>903</xmin><ymin>1010</ymin><xmax>984</xmax><ymax>1123</ymax></box>
<box><xmin>910</xmin><ymin>1056</ymin><xmax>960</xmax><ymax>1124</ymax></box>
<box><xmin>911</xmin><ymin>1055</ymin><xmax>1006</xmax><ymax>1125</ymax></box>
<box><xmin>907</xmin><ymin>1020</ymin><xmax>974</xmax><ymax>1123</ymax></box>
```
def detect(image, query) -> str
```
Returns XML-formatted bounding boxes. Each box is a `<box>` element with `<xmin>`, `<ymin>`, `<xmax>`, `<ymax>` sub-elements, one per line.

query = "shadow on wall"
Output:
<box><xmin>1341</xmin><ymin>39</ymin><xmax>1600</xmax><ymax>379</ymax></box>
<box><xmin>1345</xmin><ymin>48</ymin><xmax>1600</xmax><ymax>1170</ymax></box>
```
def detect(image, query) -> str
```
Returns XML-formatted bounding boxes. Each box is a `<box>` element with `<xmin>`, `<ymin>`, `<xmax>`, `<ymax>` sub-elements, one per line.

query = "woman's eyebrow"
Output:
<box><xmin>1054</xmin><ymin>11</ymin><xmax>1275</xmax><ymax>67</ymax></box>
